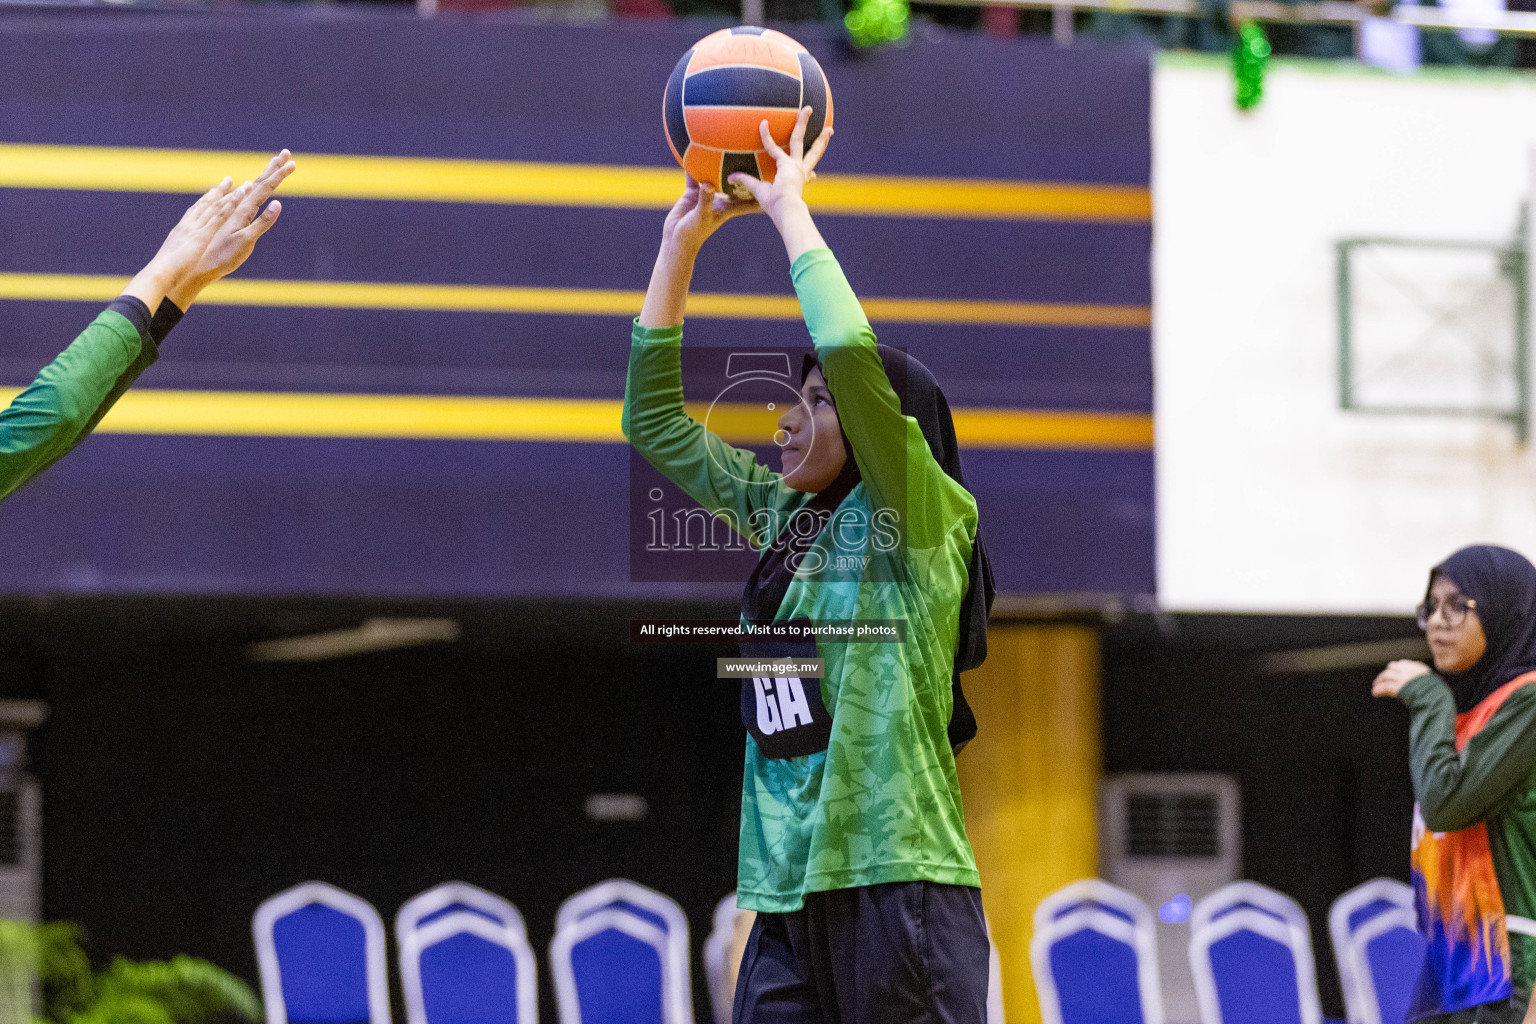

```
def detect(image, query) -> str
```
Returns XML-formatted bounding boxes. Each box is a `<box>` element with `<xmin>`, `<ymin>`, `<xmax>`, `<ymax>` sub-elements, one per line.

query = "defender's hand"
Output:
<box><xmin>168</xmin><ymin>149</ymin><xmax>296</xmax><ymax>308</ymax></box>
<box><xmin>125</xmin><ymin>178</ymin><xmax>244</xmax><ymax>309</ymax></box>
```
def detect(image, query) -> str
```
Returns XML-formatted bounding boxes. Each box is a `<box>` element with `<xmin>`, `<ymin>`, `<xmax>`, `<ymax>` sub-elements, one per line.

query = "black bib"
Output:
<box><xmin>739</xmin><ymin>622</ymin><xmax>834</xmax><ymax>759</ymax></box>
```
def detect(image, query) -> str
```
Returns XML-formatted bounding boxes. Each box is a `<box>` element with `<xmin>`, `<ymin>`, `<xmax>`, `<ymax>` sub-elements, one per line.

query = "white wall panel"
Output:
<box><xmin>1155</xmin><ymin>57</ymin><xmax>1536</xmax><ymax>612</ymax></box>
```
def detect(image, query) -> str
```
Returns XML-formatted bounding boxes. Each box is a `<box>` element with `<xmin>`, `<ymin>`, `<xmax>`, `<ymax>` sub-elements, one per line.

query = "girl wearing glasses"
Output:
<box><xmin>1373</xmin><ymin>545</ymin><xmax>1536</xmax><ymax>1024</ymax></box>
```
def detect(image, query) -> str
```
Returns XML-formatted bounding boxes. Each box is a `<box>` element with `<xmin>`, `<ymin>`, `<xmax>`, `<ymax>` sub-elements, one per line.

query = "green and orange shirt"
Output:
<box><xmin>1403</xmin><ymin>670</ymin><xmax>1536</xmax><ymax>1022</ymax></box>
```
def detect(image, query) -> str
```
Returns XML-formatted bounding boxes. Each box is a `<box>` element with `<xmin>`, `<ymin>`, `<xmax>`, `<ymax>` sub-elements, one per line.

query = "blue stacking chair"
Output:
<box><xmin>1329</xmin><ymin>879</ymin><xmax>1423</xmax><ymax>1024</ymax></box>
<box><xmin>253</xmin><ymin>881</ymin><xmax>391</xmax><ymax>1024</ymax></box>
<box><xmin>397</xmin><ymin>881</ymin><xmax>538</xmax><ymax>1024</ymax></box>
<box><xmin>986</xmin><ymin>914</ymin><xmax>1006</xmax><ymax>1024</ymax></box>
<box><xmin>550</xmin><ymin>879</ymin><xmax>693</xmax><ymax>1024</ymax></box>
<box><xmin>1190</xmin><ymin>881</ymin><xmax>1327</xmax><ymax>1024</ymax></box>
<box><xmin>702</xmin><ymin>894</ymin><xmax>742</xmax><ymax>1024</ymax></box>
<box><xmin>1031</xmin><ymin>878</ymin><xmax>1165</xmax><ymax>1024</ymax></box>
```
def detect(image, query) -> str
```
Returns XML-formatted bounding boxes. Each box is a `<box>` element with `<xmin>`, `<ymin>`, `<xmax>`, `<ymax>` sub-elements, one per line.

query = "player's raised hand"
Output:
<box><xmin>660</xmin><ymin>174</ymin><xmax>759</xmax><ymax>256</ymax></box>
<box><xmin>123</xmin><ymin>177</ymin><xmax>243</xmax><ymax>311</ymax></box>
<box><xmin>640</xmin><ymin>175</ymin><xmax>757</xmax><ymax>328</ymax></box>
<box><xmin>726</xmin><ymin>106</ymin><xmax>832</xmax><ymax>221</ymax></box>
<box><xmin>168</xmin><ymin>149</ymin><xmax>297</xmax><ymax>307</ymax></box>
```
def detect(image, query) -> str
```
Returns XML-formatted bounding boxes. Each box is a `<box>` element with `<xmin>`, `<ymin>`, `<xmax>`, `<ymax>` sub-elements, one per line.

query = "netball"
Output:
<box><xmin>662</xmin><ymin>27</ymin><xmax>833</xmax><ymax>196</ymax></box>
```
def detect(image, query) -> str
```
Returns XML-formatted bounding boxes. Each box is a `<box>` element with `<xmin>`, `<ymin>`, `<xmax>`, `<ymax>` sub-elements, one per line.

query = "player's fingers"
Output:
<box><xmin>726</xmin><ymin>172</ymin><xmax>766</xmax><ymax>203</ymax></box>
<box><xmin>256</xmin><ymin>153</ymin><xmax>297</xmax><ymax>195</ymax></box>
<box><xmin>199</xmin><ymin>177</ymin><xmax>234</xmax><ymax>207</ymax></box>
<box><xmin>719</xmin><ymin>197</ymin><xmax>762</xmax><ymax>221</ymax></box>
<box><xmin>235</xmin><ymin>157</ymin><xmax>284</xmax><ymax>216</ymax></box>
<box><xmin>264</xmin><ymin>160</ymin><xmax>297</xmax><ymax>198</ymax></box>
<box><xmin>789</xmin><ymin>106</ymin><xmax>810</xmax><ymax>159</ymax></box>
<box><xmin>197</xmin><ymin>192</ymin><xmax>237</xmax><ymax>235</ymax></box>
<box><xmin>210</xmin><ymin>182</ymin><xmax>253</xmax><ymax>230</ymax></box>
<box><xmin>804</xmin><ymin>126</ymin><xmax>833</xmax><ymax>174</ymax></box>
<box><xmin>252</xmin><ymin>150</ymin><xmax>291</xmax><ymax>186</ymax></box>
<box><xmin>232</xmin><ymin>173</ymin><xmax>272</xmax><ymax>224</ymax></box>
<box><xmin>207</xmin><ymin>186</ymin><xmax>243</xmax><ymax>223</ymax></box>
<box><xmin>186</xmin><ymin>177</ymin><xmax>234</xmax><ymax>224</ymax></box>
<box><xmin>759</xmin><ymin>120</ymin><xmax>788</xmax><ymax>162</ymax></box>
<box><xmin>711</xmin><ymin>187</ymin><xmax>753</xmax><ymax>213</ymax></box>
<box><xmin>699</xmin><ymin>181</ymin><xmax>720</xmax><ymax>218</ymax></box>
<box><xmin>238</xmin><ymin>199</ymin><xmax>283</xmax><ymax>242</ymax></box>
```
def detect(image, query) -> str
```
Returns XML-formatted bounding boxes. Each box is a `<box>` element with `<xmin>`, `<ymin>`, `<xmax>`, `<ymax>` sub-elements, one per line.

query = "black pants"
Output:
<box><xmin>732</xmin><ymin>882</ymin><xmax>990</xmax><ymax>1024</ymax></box>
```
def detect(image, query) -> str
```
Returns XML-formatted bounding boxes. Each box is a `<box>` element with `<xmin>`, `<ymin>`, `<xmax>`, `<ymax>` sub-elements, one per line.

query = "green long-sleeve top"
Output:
<box><xmin>622</xmin><ymin>248</ymin><xmax>981</xmax><ymax>911</ymax></box>
<box><xmin>0</xmin><ymin>305</ymin><xmax>159</xmax><ymax>502</ymax></box>
<box><xmin>1401</xmin><ymin>672</ymin><xmax>1536</xmax><ymax>1019</ymax></box>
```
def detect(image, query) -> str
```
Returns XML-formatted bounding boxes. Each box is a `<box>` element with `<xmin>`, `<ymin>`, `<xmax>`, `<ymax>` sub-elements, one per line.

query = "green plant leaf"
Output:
<box><xmin>90</xmin><ymin>958</ymin><xmax>259</xmax><ymax>1024</ymax></box>
<box><xmin>36</xmin><ymin>922</ymin><xmax>95</xmax><ymax>1021</ymax></box>
<box><xmin>69</xmin><ymin>992</ymin><xmax>175</xmax><ymax>1024</ymax></box>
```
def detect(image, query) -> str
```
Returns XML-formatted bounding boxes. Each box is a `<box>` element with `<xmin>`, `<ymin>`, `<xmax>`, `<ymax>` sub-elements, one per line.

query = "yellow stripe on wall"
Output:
<box><xmin>0</xmin><ymin>388</ymin><xmax>1153</xmax><ymax>450</ymax></box>
<box><xmin>952</xmin><ymin>407</ymin><xmax>1153</xmax><ymax>448</ymax></box>
<box><xmin>0</xmin><ymin>143</ymin><xmax>1152</xmax><ymax>223</ymax></box>
<box><xmin>0</xmin><ymin>273</ymin><xmax>1151</xmax><ymax>329</ymax></box>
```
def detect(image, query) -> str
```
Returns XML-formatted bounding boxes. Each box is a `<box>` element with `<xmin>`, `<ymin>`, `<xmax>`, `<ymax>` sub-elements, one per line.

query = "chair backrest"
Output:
<box><xmin>551</xmin><ymin>908</ymin><xmax>682</xmax><ymax>1024</ymax></box>
<box><xmin>703</xmin><ymin>895</ymin><xmax>738</xmax><ymax>1024</ymax></box>
<box><xmin>1031</xmin><ymin>878</ymin><xmax>1165</xmax><ymax>1024</ymax></box>
<box><xmin>397</xmin><ymin>882</ymin><xmax>537</xmax><ymax>1024</ymax></box>
<box><xmin>1348</xmin><ymin>908</ymin><xmax>1424</xmax><ymax>1024</ymax></box>
<box><xmin>1190</xmin><ymin>881</ymin><xmax>1322</xmax><ymax>1024</ymax></box>
<box><xmin>399</xmin><ymin>880</ymin><xmax>529</xmax><ymax>935</ymax></box>
<box><xmin>253</xmin><ymin>881</ymin><xmax>391</xmax><ymax>1024</ymax></box>
<box><xmin>551</xmin><ymin>880</ymin><xmax>693</xmax><ymax>1024</ymax></box>
<box><xmin>1507</xmin><ymin>914</ymin><xmax>1536</xmax><ymax>939</ymax></box>
<box><xmin>1329</xmin><ymin>879</ymin><xmax>1419</xmax><ymax>1024</ymax></box>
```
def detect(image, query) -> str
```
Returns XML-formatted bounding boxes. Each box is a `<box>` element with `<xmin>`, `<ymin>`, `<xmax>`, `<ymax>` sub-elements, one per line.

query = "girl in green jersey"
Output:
<box><xmin>624</xmin><ymin>108</ymin><xmax>994</xmax><ymax>1023</ymax></box>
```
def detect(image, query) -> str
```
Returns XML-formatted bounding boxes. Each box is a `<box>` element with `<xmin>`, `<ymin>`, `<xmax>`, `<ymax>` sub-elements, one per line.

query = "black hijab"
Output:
<box><xmin>740</xmin><ymin>346</ymin><xmax>995</xmax><ymax>751</ymax></box>
<box><xmin>1428</xmin><ymin>544</ymin><xmax>1536</xmax><ymax>712</ymax></box>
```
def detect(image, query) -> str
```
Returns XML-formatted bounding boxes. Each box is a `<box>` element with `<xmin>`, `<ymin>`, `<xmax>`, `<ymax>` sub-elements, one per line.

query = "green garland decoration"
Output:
<box><xmin>1232</xmin><ymin>20</ymin><xmax>1271</xmax><ymax>111</ymax></box>
<box><xmin>845</xmin><ymin>0</ymin><xmax>909</xmax><ymax>48</ymax></box>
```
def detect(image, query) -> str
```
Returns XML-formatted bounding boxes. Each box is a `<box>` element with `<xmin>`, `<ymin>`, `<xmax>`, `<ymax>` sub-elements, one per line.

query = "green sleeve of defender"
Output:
<box><xmin>0</xmin><ymin>309</ymin><xmax>158</xmax><ymax>502</ymax></box>
<box><xmin>1400</xmin><ymin>673</ymin><xmax>1536</xmax><ymax>832</ymax></box>
<box><xmin>790</xmin><ymin>248</ymin><xmax>977</xmax><ymax>553</ymax></box>
<box><xmin>622</xmin><ymin>320</ymin><xmax>804</xmax><ymax>548</ymax></box>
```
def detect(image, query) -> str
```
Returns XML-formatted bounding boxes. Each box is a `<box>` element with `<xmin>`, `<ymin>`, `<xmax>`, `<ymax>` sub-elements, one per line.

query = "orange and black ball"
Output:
<box><xmin>663</xmin><ymin>27</ymin><xmax>834</xmax><ymax>196</ymax></box>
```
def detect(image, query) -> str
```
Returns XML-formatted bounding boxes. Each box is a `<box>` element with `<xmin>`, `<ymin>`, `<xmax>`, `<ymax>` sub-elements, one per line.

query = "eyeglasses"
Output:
<box><xmin>1416</xmin><ymin>594</ymin><xmax>1477</xmax><ymax>630</ymax></box>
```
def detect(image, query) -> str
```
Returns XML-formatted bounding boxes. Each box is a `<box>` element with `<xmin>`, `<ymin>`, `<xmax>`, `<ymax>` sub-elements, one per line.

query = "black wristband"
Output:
<box><xmin>105</xmin><ymin>296</ymin><xmax>154</xmax><ymax>344</ymax></box>
<box><xmin>149</xmin><ymin>297</ymin><xmax>184</xmax><ymax>346</ymax></box>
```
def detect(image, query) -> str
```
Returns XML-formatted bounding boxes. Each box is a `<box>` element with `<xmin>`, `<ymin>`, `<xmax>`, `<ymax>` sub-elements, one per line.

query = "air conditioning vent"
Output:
<box><xmin>1101</xmin><ymin>773</ymin><xmax>1241</xmax><ymax>1024</ymax></box>
<box><xmin>1126</xmin><ymin>791</ymin><xmax>1220</xmax><ymax>858</ymax></box>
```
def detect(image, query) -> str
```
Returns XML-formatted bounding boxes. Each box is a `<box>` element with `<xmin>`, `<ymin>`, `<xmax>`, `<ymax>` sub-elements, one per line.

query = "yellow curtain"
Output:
<box><xmin>957</xmin><ymin>623</ymin><xmax>1102</xmax><ymax>1024</ymax></box>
